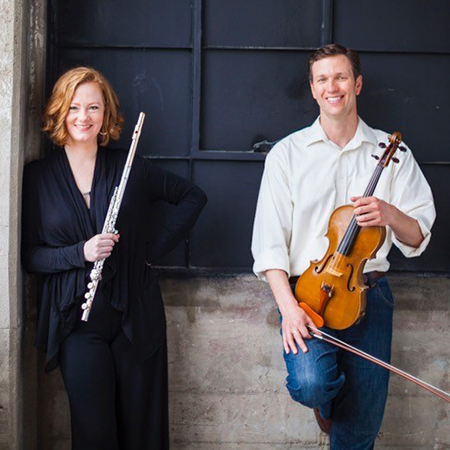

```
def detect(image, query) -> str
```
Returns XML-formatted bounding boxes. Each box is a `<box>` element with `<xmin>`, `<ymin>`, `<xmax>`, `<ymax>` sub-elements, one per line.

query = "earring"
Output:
<box><xmin>99</xmin><ymin>130</ymin><xmax>107</xmax><ymax>136</ymax></box>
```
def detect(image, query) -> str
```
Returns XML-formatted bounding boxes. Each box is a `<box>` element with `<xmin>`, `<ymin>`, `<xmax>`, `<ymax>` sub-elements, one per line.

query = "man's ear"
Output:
<box><xmin>355</xmin><ymin>75</ymin><xmax>363</xmax><ymax>96</ymax></box>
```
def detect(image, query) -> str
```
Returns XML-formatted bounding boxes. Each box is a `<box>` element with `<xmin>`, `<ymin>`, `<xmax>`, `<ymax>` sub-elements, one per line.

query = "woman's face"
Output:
<box><xmin>65</xmin><ymin>82</ymin><xmax>105</xmax><ymax>148</ymax></box>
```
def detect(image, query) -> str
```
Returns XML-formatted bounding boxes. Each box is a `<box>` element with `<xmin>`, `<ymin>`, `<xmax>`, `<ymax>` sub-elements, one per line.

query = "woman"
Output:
<box><xmin>22</xmin><ymin>67</ymin><xmax>207</xmax><ymax>449</ymax></box>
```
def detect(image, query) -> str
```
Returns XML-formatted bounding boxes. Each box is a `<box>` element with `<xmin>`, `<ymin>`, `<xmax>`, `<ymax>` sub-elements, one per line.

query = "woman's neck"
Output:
<box><xmin>64</xmin><ymin>141</ymin><xmax>98</xmax><ymax>162</ymax></box>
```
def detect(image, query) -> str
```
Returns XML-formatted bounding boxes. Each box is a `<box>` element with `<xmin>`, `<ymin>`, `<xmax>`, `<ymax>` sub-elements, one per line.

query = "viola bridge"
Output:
<box><xmin>325</xmin><ymin>266</ymin><xmax>343</xmax><ymax>277</ymax></box>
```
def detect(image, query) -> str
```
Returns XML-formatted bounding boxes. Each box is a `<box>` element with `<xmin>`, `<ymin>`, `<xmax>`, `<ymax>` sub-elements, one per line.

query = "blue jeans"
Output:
<box><xmin>283</xmin><ymin>277</ymin><xmax>394</xmax><ymax>450</ymax></box>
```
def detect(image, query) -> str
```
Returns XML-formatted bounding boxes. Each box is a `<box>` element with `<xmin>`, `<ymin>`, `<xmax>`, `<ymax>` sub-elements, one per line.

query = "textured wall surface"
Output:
<box><xmin>36</xmin><ymin>274</ymin><xmax>449</xmax><ymax>449</ymax></box>
<box><xmin>0</xmin><ymin>0</ymin><xmax>26</xmax><ymax>447</ymax></box>
<box><xmin>0</xmin><ymin>0</ymin><xmax>46</xmax><ymax>448</ymax></box>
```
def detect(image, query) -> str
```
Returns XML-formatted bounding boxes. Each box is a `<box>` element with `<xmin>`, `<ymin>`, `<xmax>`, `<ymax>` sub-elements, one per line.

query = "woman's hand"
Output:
<box><xmin>83</xmin><ymin>233</ymin><xmax>120</xmax><ymax>262</ymax></box>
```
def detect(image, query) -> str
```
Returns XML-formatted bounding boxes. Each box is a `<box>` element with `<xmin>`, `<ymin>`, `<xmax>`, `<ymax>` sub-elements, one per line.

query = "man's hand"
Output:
<box><xmin>266</xmin><ymin>269</ymin><xmax>316</xmax><ymax>354</ymax></box>
<box><xmin>352</xmin><ymin>196</ymin><xmax>393</xmax><ymax>227</ymax></box>
<box><xmin>281</xmin><ymin>302</ymin><xmax>315</xmax><ymax>354</ymax></box>
<box><xmin>351</xmin><ymin>195</ymin><xmax>424</xmax><ymax>248</ymax></box>
<box><xmin>83</xmin><ymin>233</ymin><xmax>120</xmax><ymax>262</ymax></box>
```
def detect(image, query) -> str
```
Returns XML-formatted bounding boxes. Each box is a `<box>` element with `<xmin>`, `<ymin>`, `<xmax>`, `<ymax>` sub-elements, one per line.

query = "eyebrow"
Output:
<box><xmin>69</xmin><ymin>101</ymin><xmax>102</xmax><ymax>105</ymax></box>
<box><xmin>313</xmin><ymin>72</ymin><xmax>351</xmax><ymax>81</ymax></box>
<box><xmin>316</xmin><ymin>71</ymin><xmax>349</xmax><ymax>77</ymax></box>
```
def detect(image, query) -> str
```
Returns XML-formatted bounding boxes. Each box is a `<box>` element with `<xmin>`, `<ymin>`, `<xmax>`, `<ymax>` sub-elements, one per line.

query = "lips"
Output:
<box><xmin>74</xmin><ymin>124</ymin><xmax>93</xmax><ymax>131</ymax></box>
<box><xmin>326</xmin><ymin>95</ymin><xmax>344</xmax><ymax>104</ymax></box>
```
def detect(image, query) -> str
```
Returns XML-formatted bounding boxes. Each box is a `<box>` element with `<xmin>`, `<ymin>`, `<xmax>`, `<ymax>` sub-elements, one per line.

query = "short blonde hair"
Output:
<box><xmin>43</xmin><ymin>67</ymin><xmax>124</xmax><ymax>146</ymax></box>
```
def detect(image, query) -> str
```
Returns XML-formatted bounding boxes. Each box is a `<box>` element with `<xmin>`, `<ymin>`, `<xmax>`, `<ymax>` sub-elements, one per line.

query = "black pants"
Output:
<box><xmin>59</xmin><ymin>293</ymin><xmax>169</xmax><ymax>450</ymax></box>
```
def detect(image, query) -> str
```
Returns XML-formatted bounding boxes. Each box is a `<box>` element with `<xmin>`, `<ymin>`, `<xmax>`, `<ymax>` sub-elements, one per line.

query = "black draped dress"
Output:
<box><xmin>22</xmin><ymin>147</ymin><xmax>207</xmax><ymax>371</ymax></box>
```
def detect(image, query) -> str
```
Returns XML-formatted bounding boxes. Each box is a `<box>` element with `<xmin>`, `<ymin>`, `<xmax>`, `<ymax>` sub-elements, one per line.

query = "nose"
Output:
<box><xmin>78</xmin><ymin>107</ymin><xmax>90</xmax><ymax>121</ymax></box>
<box><xmin>326</xmin><ymin>79</ymin><xmax>338</xmax><ymax>92</ymax></box>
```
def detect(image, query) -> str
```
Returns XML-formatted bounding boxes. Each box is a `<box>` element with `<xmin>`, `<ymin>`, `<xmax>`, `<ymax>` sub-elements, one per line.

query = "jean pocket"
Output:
<box><xmin>374</xmin><ymin>278</ymin><xmax>394</xmax><ymax>309</ymax></box>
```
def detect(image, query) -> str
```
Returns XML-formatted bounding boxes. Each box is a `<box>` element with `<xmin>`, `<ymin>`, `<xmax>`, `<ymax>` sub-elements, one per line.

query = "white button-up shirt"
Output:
<box><xmin>252</xmin><ymin>117</ymin><xmax>436</xmax><ymax>280</ymax></box>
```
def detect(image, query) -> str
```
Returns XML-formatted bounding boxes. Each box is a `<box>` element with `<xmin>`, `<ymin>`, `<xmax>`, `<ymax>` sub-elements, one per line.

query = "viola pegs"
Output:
<box><xmin>378</xmin><ymin>142</ymin><xmax>387</xmax><ymax>149</ymax></box>
<box><xmin>399</xmin><ymin>146</ymin><xmax>407</xmax><ymax>152</ymax></box>
<box><xmin>371</xmin><ymin>154</ymin><xmax>380</xmax><ymax>160</ymax></box>
<box><xmin>392</xmin><ymin>157</ymin><xmax>400</xmax><ymax>163</ymax></box>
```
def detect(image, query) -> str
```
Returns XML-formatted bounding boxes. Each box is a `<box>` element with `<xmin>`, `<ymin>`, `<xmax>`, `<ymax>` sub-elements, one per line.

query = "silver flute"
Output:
<box><xmin>81</xmin><ymin>112</ymin><xmax>146</xmax><ymax>321</ymax></box>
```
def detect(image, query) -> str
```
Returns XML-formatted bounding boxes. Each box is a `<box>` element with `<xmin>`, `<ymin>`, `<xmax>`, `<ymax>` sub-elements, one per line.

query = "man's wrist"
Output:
<box><xmin>278</xmin><ymin>295</ymin><xmax>300</xmax><ymax>316</ymax></box>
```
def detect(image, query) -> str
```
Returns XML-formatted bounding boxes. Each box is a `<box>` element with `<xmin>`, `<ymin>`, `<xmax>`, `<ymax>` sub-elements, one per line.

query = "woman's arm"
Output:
<box><xmin>146</xmin><ymin>164</ymin><xmax>207</xmax><ymax>263</ymax></box>
<box><xmin>21</xmin><ymin>163</ymin><xmax>87</xmax><ymax>274</ymax></box>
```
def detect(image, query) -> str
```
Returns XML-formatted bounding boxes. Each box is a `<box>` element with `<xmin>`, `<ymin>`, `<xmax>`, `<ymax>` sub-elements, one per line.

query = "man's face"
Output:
<box><xmin>309</xmin><ymin>55</ymin><xmax>362</xmax><ymax>121</ymax></box>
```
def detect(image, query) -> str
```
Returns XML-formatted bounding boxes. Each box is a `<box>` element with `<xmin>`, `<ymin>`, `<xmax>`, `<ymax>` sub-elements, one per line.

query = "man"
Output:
<box><xmin>251</xmin><ymin>44</ymin><xmax>435</xmax><ymax>449</ymax></box>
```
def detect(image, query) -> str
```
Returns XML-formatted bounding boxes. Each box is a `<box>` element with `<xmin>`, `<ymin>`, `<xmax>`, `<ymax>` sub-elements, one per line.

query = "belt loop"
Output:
<box><xmin>363</xmin><ymin>271</ymin><xmax>386</xmax><ymax>288</ymax></box>
<box><xmin>367</xmin><ymin>272</ymin><xmax>375</xmax><ymax>288</ymax></box>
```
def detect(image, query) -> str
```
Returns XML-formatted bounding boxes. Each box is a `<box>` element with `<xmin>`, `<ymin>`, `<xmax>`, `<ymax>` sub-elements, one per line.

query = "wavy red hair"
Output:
<box><xmin>43</xmin><ymin>67</ymin><xmax>124</xmax><ymax>146</ymax></box>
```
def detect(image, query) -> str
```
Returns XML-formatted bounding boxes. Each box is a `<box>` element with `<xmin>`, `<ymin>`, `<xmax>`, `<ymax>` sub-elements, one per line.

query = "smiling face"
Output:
<box><xmin>65</xmin><ymin>82</ymin><xmax>105</xmax><ymax>148</ymax></box>
<box><xmin>309</xmin><ymin>54</ymin><xmax>362</xmax><ymax>122</ymax></box>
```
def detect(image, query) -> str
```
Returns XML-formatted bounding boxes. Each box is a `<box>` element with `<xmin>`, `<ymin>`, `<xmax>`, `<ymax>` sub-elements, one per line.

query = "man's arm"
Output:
<box><xmin>352</xmin><ymin>196</ymin><xmax>424</xmax><ymax>248</ymax></box>
<box><xmin>266</xmin><ymin>269</ymin><xmax>316</xmax><ymax>354</ymax></box>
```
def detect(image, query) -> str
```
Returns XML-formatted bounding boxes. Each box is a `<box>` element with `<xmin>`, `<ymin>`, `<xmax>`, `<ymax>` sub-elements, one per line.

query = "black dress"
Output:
<box><xmin>22</xmin><ymin>147</ymin><xmax>207</xmax><ymax>448</ymax></box>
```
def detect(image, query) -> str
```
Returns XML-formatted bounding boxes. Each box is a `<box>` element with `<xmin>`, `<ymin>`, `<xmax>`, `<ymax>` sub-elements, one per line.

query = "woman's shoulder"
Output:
<box><xmin>23</xmin><ymin>150</ymin><xmax>60</xmax><ymax>178</ymax></box>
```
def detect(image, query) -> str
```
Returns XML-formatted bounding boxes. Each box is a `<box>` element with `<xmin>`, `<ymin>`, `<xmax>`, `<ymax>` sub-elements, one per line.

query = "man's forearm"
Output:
<box><xmin>353</xmin><ymin>196</ymin><xmax>425</xmax><ymax>248</ymax></box>
<box><xmin>266</xmin><ymin>269</ymin><xmax>299</xmax><ymax>315</ymax></box>
<box><xmin>389</xmin><ymin>206</ymin><xmax>424</xmax><ymax>248</ymax></box>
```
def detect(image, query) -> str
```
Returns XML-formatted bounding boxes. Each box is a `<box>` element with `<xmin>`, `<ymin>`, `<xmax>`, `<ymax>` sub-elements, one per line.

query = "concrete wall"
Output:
<box><xmin>37</xmin><ymin>274</ymin><xmax>449</xmax><ymax>450</ymax></box>
<box><xmin>0</xmin><ymin>0</ymin><xmax>46</xmax><ymax>448</ymax></box>
<box><xmin>0</xmin><ymin>0</ymin><xmax>28</xmax><ymax>447</ymax></box>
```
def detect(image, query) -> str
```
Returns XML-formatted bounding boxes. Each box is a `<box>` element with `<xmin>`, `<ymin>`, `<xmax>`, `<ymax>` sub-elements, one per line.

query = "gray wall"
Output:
<box><xmin>0</xmin><ymin>0</ymin><xmax>46</xmax><ymax>447</ymax></box>
<box><xmin>0</xmin><ymin>0</ymin><xmax>28</xmax><ymax>447</ymax></box>
<box><xmin>37</xmin><ymin>275</ymin><xmax>449</xmax><ymax>449</ymax></box>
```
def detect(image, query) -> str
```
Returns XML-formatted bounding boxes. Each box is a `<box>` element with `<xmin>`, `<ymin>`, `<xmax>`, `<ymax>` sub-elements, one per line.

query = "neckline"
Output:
<box><xmin>61</xmin><ymin>146</ymin><xmax>101</xmax><ymax>212</ymax></box>
<box><xmin>61</xmin><ymin>147</ymin><xmax>102</xmax><ymax>213</ymax></box>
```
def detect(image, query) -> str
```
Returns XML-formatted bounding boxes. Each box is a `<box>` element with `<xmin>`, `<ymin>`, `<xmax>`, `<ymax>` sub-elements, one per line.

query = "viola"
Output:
<box><xmin>293</xmin><ymin>132</ymin><xmax>450</xmax><ymax>404</ymax></box>
<box><xmin>295</xmin><ymin>132</ymin><xmax>404</xmax><ymax>330</ymax></box>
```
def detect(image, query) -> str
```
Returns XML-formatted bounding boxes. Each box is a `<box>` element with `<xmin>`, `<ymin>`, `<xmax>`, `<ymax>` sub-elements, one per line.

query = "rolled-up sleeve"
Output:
<box><xmin>389</xmin><ymin>147</ymin><xmax>436</xmax><ymax>257</ymax></box>
<box><xmin>251</xmin><ymin>145</ymin><xmax>293</xmax><ymax>280</ymax></box>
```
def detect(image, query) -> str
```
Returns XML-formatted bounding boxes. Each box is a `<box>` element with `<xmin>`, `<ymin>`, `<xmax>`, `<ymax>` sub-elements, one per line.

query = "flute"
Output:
<box><xmin>81</xmin><ymin>112</ymin><xmax>146</xmax><ymax>321</ymax></box>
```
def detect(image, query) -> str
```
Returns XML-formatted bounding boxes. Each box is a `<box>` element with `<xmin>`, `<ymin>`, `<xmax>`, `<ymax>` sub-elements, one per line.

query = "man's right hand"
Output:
<box><xmin>281</xmin><ymin>302</ymin><xmax>315</xmax><ymax>354</ymax></box>
<box><xmin>83</xmin><ymin>233</ymin><xmax>120</xmax><ymax>262</ymax></box>
<box><xmin>265</xmin><ymin>269</ymin><xmax>316</xmax><ymax>355</ymax></box>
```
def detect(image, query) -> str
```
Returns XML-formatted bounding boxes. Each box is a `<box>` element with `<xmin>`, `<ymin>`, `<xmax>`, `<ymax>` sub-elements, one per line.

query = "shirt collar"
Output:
<box><xmin>305</xmin><ymin>116</ymin><xmax>378</xmax><ymax>151</ymax></box>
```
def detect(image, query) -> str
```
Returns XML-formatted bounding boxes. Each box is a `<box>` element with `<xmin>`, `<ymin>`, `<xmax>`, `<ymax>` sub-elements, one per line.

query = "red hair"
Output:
<box><xmin>43</xmin><ymin>67</ymin><xmax>124</xmax><ymax>146</ymax></box>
